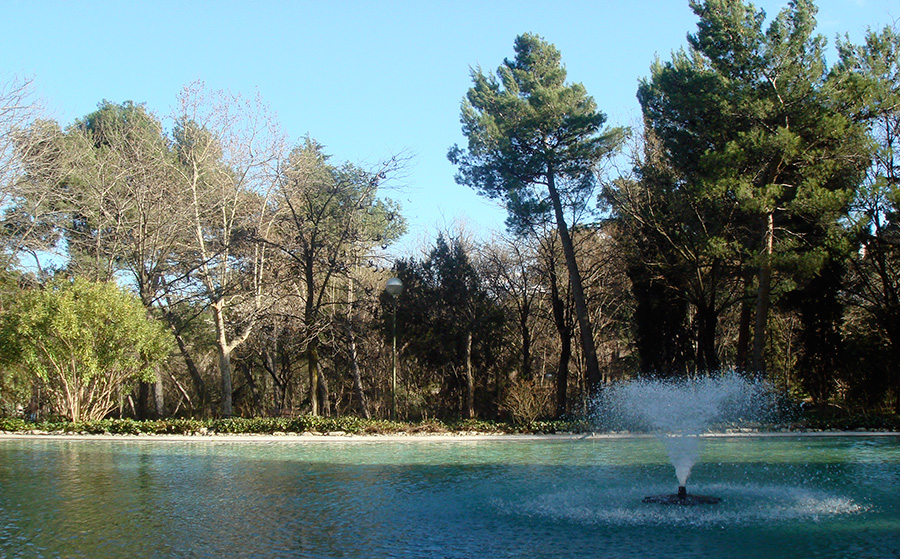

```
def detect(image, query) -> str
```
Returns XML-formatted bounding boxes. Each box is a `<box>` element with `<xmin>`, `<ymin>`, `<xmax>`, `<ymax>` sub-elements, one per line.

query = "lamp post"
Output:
<box><xmin>385</xmin><ymin>277</ymin><xmax>403</xmax><ymax>421</ymax></box>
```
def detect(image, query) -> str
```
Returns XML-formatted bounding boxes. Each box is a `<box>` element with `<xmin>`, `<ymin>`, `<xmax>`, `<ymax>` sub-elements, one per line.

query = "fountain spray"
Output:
<box><xmin>597</xmin><ymin>372</ymin><xmax>771</xmax><ymax>505</ymax></box>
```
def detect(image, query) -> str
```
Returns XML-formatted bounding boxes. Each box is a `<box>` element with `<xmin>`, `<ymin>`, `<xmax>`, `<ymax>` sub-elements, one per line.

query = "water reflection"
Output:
<box><xmin>0</xmin><ymin>436</ymin><xmax>897</xmax><ymax>558</ymax></box>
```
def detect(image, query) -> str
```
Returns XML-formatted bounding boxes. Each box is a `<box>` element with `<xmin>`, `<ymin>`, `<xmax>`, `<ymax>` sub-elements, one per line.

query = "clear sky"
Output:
<box><xmin>2</xmin><ymin>0</ymin><xmax>898</xmax><ymax>254</ymax></box>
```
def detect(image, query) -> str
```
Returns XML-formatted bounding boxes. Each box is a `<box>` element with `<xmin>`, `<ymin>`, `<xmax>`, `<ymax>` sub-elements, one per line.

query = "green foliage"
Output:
<box><xmin>449</xmin><ymin>33</ymin><xmax>623</xmax><ymax>231</ymax></box>
<box><xmin>391</xmin><ymin>234</ymin><xmax>509</xmax><ymax>417</ymax></box>
<box><xmin>0</xmin><ymin>277</ymin><xmax>173</xmax><ymax>421</ymax></box>
<box><xmin>0</xmin><ymin>356</ymin><xmax>31</xmax><ymax>416</ymax></box>
<box><xmin>209</xmin><ymin>417</ymin><xmax>291</xmax><ymax>433</ymax></box>
<box><xmin>277</xmin><ymin>138</ymin><xmax>406</xmax><ymax>252</ymax></box>
<box><xmin>0</xmin><ymin>416</ymin><xmax>569</xmax><ymax>435</ymax></box>
<box><xmin>837</xmin><ymin>25</ymin><xmax>900</xmax><ymax>411</ymax></box>
<box><xmin>450</xmin><ymin>33</ymin><xmax>625</xmax><ymax>393</ymax></box>
<box><xmin>53</xmin><ymin>101</ymin><xmax>176</xmax><ymax>280</ymax></box>
<box><xmin>1</xmin><ymin>412</ymin><xmax>893</xmax><ymax>435</ymax></box>
<box><xmin>0</xmin><ymin>417</ymin><xmax>29</xmax><ymax>432</ymax></box>
<box><xmin>4</xmin><ymin>12</ymin><xmax>900</xmax><ymax>422</ymax></box>
<box><xmin>613</xmin><ymin>0</ymin><xmax>871</xmax><ymax>377</ymax></box>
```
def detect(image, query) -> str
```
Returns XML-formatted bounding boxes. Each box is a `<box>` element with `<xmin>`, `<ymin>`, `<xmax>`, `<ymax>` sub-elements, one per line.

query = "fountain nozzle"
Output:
<box><xmin>643</xmin><ymin>485</ymin><xmax>721</xmax><ymax>505</ymax></box>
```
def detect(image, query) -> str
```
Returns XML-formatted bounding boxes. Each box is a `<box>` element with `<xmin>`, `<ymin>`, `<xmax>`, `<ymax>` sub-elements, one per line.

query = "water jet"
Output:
<box><xmin>597</xmin><ymin>372</ymin><xmax>772</xmax><ymax>505</ymax></box>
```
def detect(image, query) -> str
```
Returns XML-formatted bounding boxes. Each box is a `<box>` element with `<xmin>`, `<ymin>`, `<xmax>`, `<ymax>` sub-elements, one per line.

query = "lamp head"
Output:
<box><xmin>385</xmin><ymin>277</ymin><xmax>403</xmax><ymax>297</ymax></box>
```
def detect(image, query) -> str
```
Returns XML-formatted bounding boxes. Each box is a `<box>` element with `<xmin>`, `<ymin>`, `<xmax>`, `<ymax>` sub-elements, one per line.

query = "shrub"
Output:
<box><xmin>502</xmin><ymin>379</ymin><xmax>554</xmax><ymax>425</ymax></box>
<box><xmin>0</xmin><ymin>278</ymin><xmax>173</xmax><ymax>422</ymax></box>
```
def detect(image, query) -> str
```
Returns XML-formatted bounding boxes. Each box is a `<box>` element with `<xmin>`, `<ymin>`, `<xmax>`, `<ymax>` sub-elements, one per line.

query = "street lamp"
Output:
<box><xmin>385</xmin><ymin>277</ymin><xmax>403</xmax><ymax>421</ymax></box>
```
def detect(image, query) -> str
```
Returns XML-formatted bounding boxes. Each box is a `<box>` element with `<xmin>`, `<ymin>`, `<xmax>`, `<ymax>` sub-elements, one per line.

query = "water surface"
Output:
<box><xmin>0</xmin><ymin>435</ymin><xmax>897</xmax><ymax>558</ymax></box>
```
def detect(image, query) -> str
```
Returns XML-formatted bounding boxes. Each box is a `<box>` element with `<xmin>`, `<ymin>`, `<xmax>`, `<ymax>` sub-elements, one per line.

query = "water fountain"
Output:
<box><xmin>597</xmin><ymin>372</ymin><xmax>773</xmax><ymax>505</ymax></box>
<box><xmin>1</xmin><ymin>428</ymin><xmax>896</xmax><ymax>557</ymax></box>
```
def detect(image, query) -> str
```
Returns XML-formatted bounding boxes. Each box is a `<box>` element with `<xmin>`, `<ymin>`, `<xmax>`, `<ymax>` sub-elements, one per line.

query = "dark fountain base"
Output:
<box><xmin>643</xmin><ymin>486</ymin><xmax>721</xmax><ymax>505</ymax></box>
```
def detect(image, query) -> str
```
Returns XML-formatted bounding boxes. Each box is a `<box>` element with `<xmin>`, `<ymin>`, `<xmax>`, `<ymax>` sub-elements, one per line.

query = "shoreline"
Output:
<box><xmin>2</xmin><ymin>430</ymin><xmax>898</xmax><ymax>443</ymax></box>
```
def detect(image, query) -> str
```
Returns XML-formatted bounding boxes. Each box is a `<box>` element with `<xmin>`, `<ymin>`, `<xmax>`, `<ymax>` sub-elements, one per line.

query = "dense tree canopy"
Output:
<box><xmin>608</xmin><ymin>0</ymin><xmax>871</xmax><ymax>391</ymax></box>
<box><xmin>0</xmin><ymin>1</ymin><xmax>899</xmax><ymax>422</ymax></box>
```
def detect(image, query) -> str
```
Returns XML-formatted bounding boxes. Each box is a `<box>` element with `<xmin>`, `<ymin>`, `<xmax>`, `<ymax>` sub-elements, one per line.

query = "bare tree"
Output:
<box><xmin>0</xmin><ymin>75</ymin><xmax>50</xmax><ymax>273</ymax></box>
<box><xmin>170</xmin><ymin>81</ymin><xmax>285</xmax><ymax>417</ymax></box>
<box><xmin>479</xmin><ymin>233</ymin><xmax>542</xmax><ymax>383</ymax></box>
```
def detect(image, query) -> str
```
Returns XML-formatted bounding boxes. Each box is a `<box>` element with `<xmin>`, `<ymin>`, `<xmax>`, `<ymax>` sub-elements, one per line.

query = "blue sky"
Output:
<box><xmin>2</xmin><ymin>0</ymin><xmax>898</xmax><ymax>254</ymax></box>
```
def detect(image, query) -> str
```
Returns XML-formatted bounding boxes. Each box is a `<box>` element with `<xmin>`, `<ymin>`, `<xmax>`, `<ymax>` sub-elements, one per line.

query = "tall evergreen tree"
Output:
<box><xmin>392</xmin><ymin>234</ymin><xmax>507</xmax><ymax>419</ymax></box>
<box><xmin>837</xmin><ymin>25</ymin><xmax>900</xmax><ymax>411</ymax></box>
<box><xmin>606</xmin><ymin>128</ymin><xmax>742</xmax><ymax>375</ymax></box>
<box><xmin>633</xmin><ymin>0</ymin><xmax>869</xmax><ymax>376</ymax></box>
<box><xmin>449</xmin><ymin>33</ymin><xmax>624</xmax><ymax>394</ymax></box>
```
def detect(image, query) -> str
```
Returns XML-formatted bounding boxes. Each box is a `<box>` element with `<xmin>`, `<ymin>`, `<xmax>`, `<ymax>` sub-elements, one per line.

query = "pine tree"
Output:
<box><xmin>449</xmin><ymin>33</ymin><xmax>624</xmax><ymax>393</ymax></box>
<box><xmin>632</xmin><ymin>0</ymin><xmax>869</xmax><ymax>376</ymax></box>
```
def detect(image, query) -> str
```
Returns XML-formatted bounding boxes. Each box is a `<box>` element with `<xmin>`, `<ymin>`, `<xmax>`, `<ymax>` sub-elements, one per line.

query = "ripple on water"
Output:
<box><xmin>498</xmin><ymin>482</ymin><xmax>872</xmax><ymax>528</ymax></box>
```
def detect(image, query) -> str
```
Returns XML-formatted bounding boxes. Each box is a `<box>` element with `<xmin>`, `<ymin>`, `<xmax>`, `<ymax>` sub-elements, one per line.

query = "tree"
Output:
<box><xmin>536</xmin><ymin>231</ymin><xmax>576</xmax><ymax>414</ymax></box>
<box><xmin>170</xmin><ymin>82</ymin><xmax>284</xmax><ymax>417</ymax></box>
<box><xmin>605</xmin><ymin>128</ymin><xmax>744</xmax><ymax>375</ymax></box>
<box><xmin>838</xmin><ymin>25</ymin><xmax>900</xmax><ymax>411</ymax></box>
<box><xmin>479</xmin><ymin>233</ymin><xmax>541</xmax><ymax>383</ymax></box>
<box><xmin>0</xmin><ymin>75</ymin><xmax>45</xmax><ymax>272</ymax></box>
<box><xmin>268</xmin><ymin>138</ymin><xmax>405</xmax><ymax>416</ymax></box>
<box><xmin>0</xmin><ymin>277</ymin><xmax>172</xmax><ymax>421</ymax></box>
<box><xmin>12</xmin><ymin>100</ymin><xmax>206</xmax><ymax>417</ymax></box>
<box><xmin>635</xmin><ymin>0</ymin><xmax>869</xmax><ymax>376</ymax></box>
<box><xmin>392</xmin><ymin>233</ymin><xmax>507</xmax><ymax>419</ymax></box>
<box><xmin>72</xmin><ymin>101</ymin><xmax>188</xmax><ymax>415</ymax></box>
<box><xmin>449</xmin><ymin>33</ymin><xmax>624</xmax><ymax>395</ymax></box>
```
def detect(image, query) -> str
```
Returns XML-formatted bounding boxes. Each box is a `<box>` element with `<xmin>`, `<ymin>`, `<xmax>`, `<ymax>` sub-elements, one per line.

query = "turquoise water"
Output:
<box><xmin>0</xmin><ymin>435</ymin><xmax>898</xmax><ymax>558</ymax></box>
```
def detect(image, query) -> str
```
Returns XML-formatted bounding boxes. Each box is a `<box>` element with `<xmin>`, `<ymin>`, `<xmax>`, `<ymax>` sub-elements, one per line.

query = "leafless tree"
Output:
<box><xmin>0</xmin><ymin>75</ymin><xmax>50</xmax><ymax>273</ymax></box>
<box><xmin>170</xmin><ymin>81</ymin><xmax>286</xmax><ymax>417</ymax></box>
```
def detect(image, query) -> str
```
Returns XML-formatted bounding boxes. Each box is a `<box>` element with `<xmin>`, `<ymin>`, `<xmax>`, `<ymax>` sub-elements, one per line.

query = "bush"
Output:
<box><xmin>0</xmin><ymin>414</ymin><xmax>606</xmax><ymax>436</ymax></box>
<box><xmin>502</xmin><ymin>379</ymin><xmax>554</xmax><ymax>425</ymax></box>
<box><xmin>0</xmin><ymin>278</ymin><xmax>173</xmax><ymax>422</ymax></box>
<box><xmin>0</xmin><ymin>417</ymin><xmax>29</xmax><ymax>432</ymax></box>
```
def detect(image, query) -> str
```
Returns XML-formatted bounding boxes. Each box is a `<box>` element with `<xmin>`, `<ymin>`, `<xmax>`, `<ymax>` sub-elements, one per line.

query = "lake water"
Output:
<box><xmin>0</xmin><ymin>435</ymin><xmax>898</xmax><ymax>558</ymax></box>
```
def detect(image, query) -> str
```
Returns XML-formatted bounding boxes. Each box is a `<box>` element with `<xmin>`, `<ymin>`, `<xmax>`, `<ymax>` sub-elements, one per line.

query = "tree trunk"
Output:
<box><xmin>134</xmin><ymin>375</ymin><xmax>165</xmax><ymax>419</ymax></box>
<box><xmin>136</xmin><ymin>383</ymin><xmax>149</xmax><ymax>419</ymax></box>
<box><xmin>345</xmin><ymin>277</ymin><xmax>370</xmax><ymax>418</ymax></box>
<box><xmin>152</xmin><ymin>371</ymin><xmax>165</xmax><ymax>418</ymax></box>
<box><xmin>464</xmin><ymin>330</ymin><xmax>475</xmax><ymax>419</ymax></box>
<box><xmin>696</xmin><ymin>302</ymin><xmax>719</xmax><ymax>372</ymax></box>
<box><xmin>303</xmin><ymin>251</ymin><xmax>321</xmax><ymax>416</ymax></box>
<box><xmin>211</xmin><ymin>300</ymin><xmax>235</xmax><ymax>417</ymax></box>
<box><xmin>752</xmin><ymin>210</ymin><xmax>775</xmax><ymax>377</ymax></box>
<box><xmin>318</xmin><ymin>361</ymin><xmax>331</xmax><ymax>417</ymax></box>
<box><xmin>279</xmin><ymin>343</ymin><xmax>293</xmax><ymax>410</ymax></box>
<box><xmin>549</xmin><ymin>261</ymin><xmax>571</xmax><ymax>417</ymax></box>
<box><xmin>308</xmin><ymin>342</ymin><xmax>319</xmax><ymax>416</ymax></box>
<box><xmin>241</xmin><ymin>361</ymin><xmax>263</xmax><ymax>417</ymax></box>
<box><xmin>546</xmin><ymin>169</ymin><xmax>602</xmax><ymax>394</ymax></box>
<box><xmin>736</xmin><ymin>273</ymin><xmax>754</xmax><ymax>373</ymax></box>
<box><xmin>346</xmin><ymin>321</ymin><xmax>371</xmax><ymax>419</ymax></box>
<box><xmin>262</xmin><ymin>348</ymin><xmax>287</xmax><ymax>412</ymax></box>
<box><xmin>556</xmin><ymin>327</ymin><xmax>572</xmax><ymax>418</ymax></box>
<box><xmin>519</xmin><ymin>310</ymin><xmax>532</xmax><ymax>380</ymax></box>
<box><xmin>218</xmin><ymin>345</ymin><xmax>234</xmax><ymax>417</ymax></box>
<box><xmin>163</xmin><ymin>296</ymin><xmax>208</xmax><ymax>413</ymax></box>
<box><xmin>173</xmin><ymin>330</ymin><xmax>207</xmax><ymax>411</ymax></box>
<box><xmin>881</xmin><ymin>320</ymin><xmax>900</xmax><ymax>414</ymax></box>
